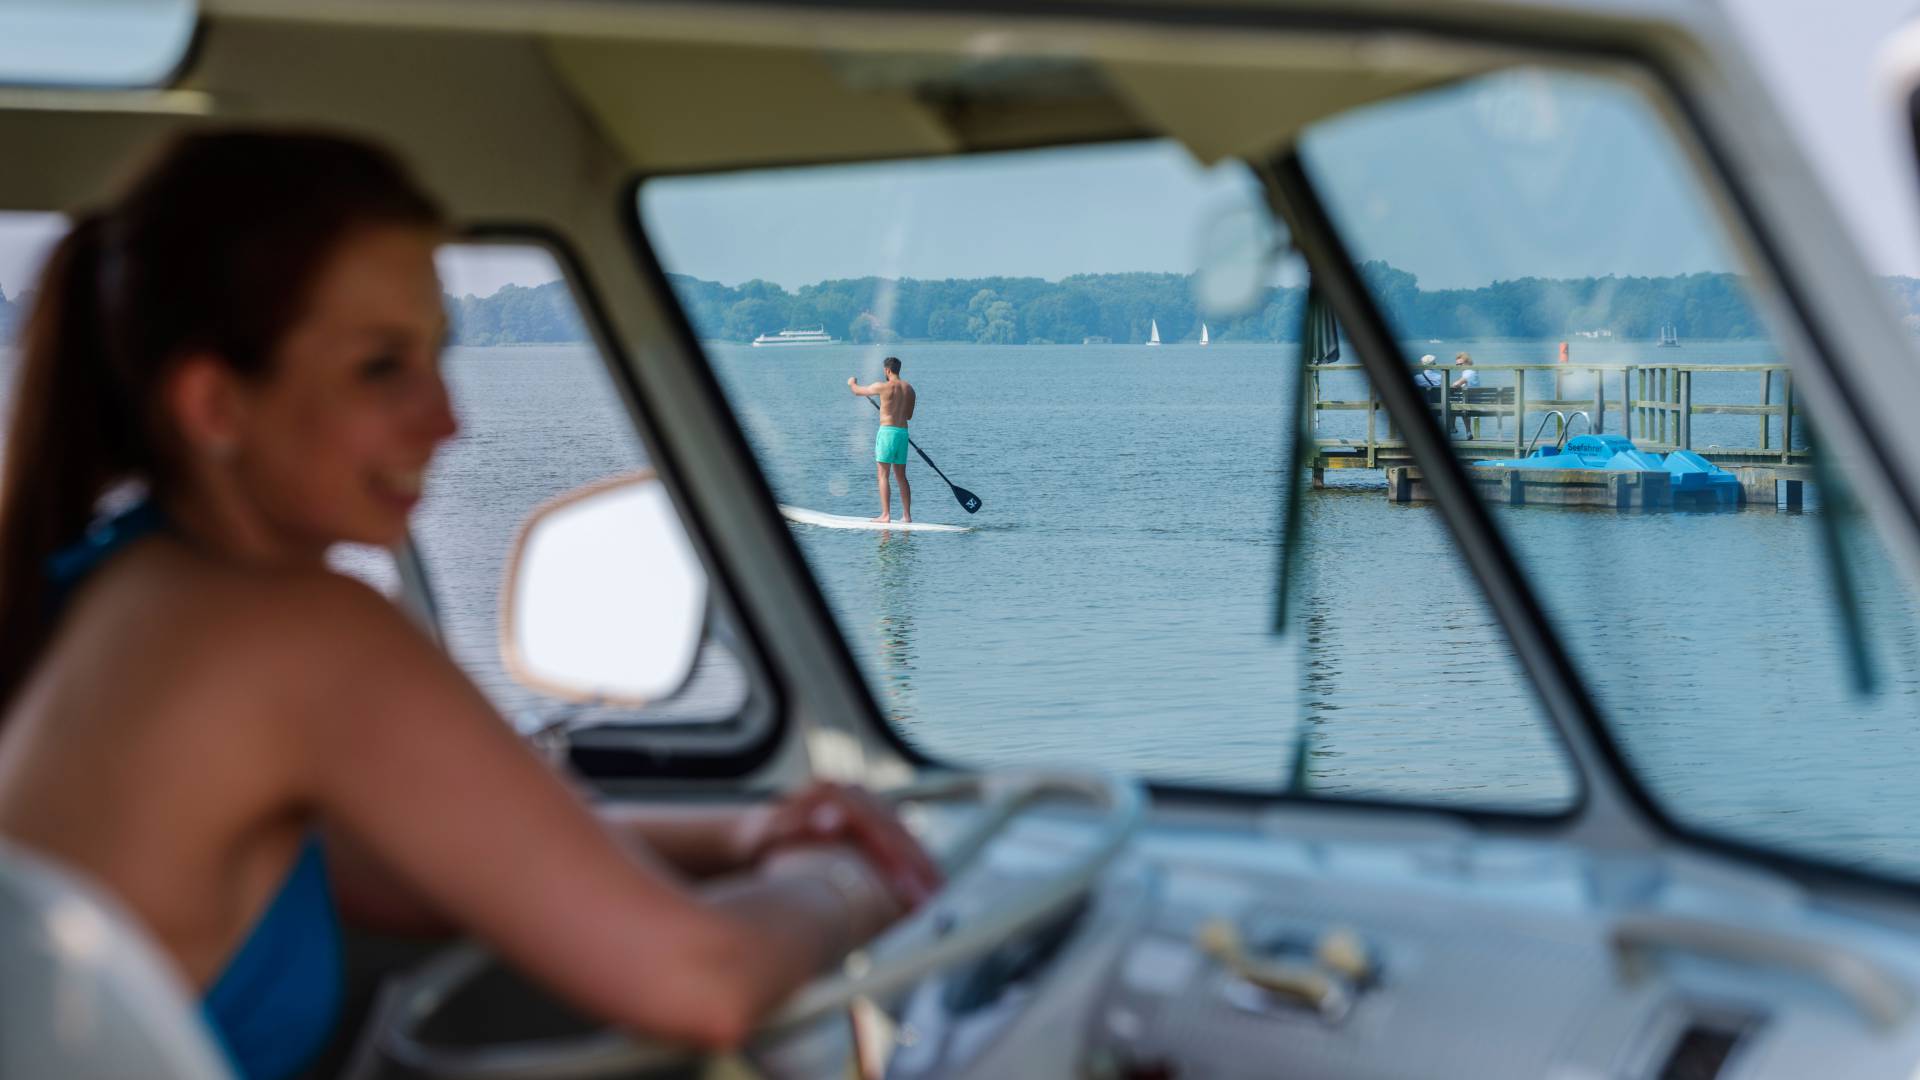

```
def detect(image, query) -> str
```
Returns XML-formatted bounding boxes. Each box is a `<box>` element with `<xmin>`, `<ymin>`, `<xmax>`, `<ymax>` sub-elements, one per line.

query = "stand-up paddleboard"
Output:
<box><xmin>780</xmin><ymin>505</ymin><xmax>972</xmax><ymax>533</ymax></box>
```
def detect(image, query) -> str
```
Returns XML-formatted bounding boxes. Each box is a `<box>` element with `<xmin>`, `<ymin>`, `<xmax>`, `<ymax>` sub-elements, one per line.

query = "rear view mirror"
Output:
<box><xmin>500</xmin><ymin>473</ymin><xmax>706</xmax><ymax>705</ymax></box>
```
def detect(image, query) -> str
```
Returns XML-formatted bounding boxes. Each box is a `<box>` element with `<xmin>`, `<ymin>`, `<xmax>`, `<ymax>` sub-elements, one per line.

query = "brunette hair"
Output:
<box><xmin>0</xmin><ymin>129</ymin><xmax>443</xmax><ymax>707</ymax></box>
<box><xmin>883</xmin><ymin>356</ymin><xmax>901</xmax><ymax>375</ymax></box>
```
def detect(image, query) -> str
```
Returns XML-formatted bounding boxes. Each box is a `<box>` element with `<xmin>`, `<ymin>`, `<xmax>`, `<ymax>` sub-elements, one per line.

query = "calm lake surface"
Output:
<box><xmin>696</xmin><ymin>339</ymin><xmax>1920</xmax><ymax>875</ymax></box>
<box><xmin>9</xmin><ymin>337</ymin><xmax>1912</xmax><ymax>876</ymax></box>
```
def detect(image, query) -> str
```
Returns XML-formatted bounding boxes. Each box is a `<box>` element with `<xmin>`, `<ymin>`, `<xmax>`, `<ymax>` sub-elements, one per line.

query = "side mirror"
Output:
<box><xmin>500</xmin><ymin>472</ymin><xmax>706</xmax><ymax>705</ymax></box>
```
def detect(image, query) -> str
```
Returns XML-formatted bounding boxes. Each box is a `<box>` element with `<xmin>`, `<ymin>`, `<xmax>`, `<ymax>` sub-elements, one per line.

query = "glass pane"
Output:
<box><xmin>0</xmin><ymin>219</ymin><xmax>756</xmax><ymax>749</ymax></box>
<box><xmin>0</xmin><ymin>0</ymin><xmax>196</xmax><ymax>88</ymax></box>
<box><xmin>1300</xmin><ymin>68</ymin><xmax>1920</xmax><ymax>876</ymax></box>
<box><xmin>424</xmin><ymin>244</ymin><xmax>752</xmax><ymax>734</ymax></box>
<box><xmin>639</xmin><ymin>141</ymin><xmax>1578</xmax><ymax>810</ymax></box>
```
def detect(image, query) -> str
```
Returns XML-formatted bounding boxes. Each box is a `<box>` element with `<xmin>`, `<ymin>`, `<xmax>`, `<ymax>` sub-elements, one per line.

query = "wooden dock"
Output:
<box><xmin>1307</xmin><ymin>362</ymin><xmax>1810</xmax><ymax>507</ymax></box>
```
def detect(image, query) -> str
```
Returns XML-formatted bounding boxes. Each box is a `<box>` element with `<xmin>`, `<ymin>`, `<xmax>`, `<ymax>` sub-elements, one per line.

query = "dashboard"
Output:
<box><xmin>881</xmin><ymin>809</ymin><xmax>1920</xmax><ymax>1079</ymax></box>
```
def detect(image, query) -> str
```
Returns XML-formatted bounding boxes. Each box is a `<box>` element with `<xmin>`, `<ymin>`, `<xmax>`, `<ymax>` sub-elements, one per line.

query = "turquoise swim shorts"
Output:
<box><xmin>875</xmin><ymin>425</ymin><xmax>910</xmax><ymax>465</ymax></box>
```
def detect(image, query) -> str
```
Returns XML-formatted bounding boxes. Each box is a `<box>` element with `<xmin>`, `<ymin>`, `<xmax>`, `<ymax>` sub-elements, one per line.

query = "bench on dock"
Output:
<box><xmin>1418</xmin><ymin>385</ymin><xmax>1518</xmax><ymax>434</ymax></box>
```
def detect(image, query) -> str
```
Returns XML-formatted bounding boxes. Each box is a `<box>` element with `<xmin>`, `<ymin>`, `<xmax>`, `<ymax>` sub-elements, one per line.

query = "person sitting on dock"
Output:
<box><xmin>1449</xmin><ymin>352</ymin><xmax>1478</xmax><ymax>435</ymax></box>
<box><xmin>1414</xmin><ymin>354</ymin><xmax>1443</xmax><ymax>390</ymax></box>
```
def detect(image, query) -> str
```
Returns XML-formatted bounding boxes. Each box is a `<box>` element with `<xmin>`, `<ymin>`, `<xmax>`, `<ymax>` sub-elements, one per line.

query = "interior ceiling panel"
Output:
<box><xmin>546</xmin><ymin>38</ymin><xmax>962</xmax><ymax>170</ymax></box>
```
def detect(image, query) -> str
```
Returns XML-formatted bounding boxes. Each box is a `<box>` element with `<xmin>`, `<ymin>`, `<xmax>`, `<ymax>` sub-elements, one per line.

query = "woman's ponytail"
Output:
<box><xmin>0</xmin><ymin>213</ymin><xmax>126</xmax><ymax>705</ymax></box>
<box><xmin>0</xmin><ymin>130</ymin><xmax>442</xmax><ymax>715</ymax></box>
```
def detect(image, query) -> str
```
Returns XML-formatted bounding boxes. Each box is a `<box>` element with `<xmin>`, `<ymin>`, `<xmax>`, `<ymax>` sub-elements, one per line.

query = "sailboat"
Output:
<box><xmin>1147</xmin><ymin>319</ymin><xmax>1161</xmax><ymax>346</ymax></box>
<box><xmin>1656</xmin><ymin>323</ymin><xmax>1681</xmax><ymax>348</ymax></box>
<box><xmin>1200</xmin><ymin>323</ymin><xmax>1210</xmax><ymax>346</ymax></box>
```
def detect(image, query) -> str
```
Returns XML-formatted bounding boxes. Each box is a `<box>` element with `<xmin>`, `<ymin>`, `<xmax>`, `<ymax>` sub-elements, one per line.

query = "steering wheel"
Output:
<box><xmin>377</xmin><ymin>770</ymin><xmax>1145</xmax><ymax>1079</ymax></box>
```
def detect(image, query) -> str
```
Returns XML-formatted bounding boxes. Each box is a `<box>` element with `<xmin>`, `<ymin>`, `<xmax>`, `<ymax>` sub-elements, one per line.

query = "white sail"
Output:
<box><xmin>1147</xmin><ymin>319</ymin><xmax>1161</xmax><ymax>346</ymax></box>
<box><xmin>1200</xmin><ymin>323</ymin><xmax>1210</xmax><ymax>346</ymax></box>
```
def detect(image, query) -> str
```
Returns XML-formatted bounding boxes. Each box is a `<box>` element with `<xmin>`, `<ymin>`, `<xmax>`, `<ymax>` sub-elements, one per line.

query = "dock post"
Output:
<box><xmin>1500</xmin><ymin>472</ymin><xmax>1523</xmax><ymax>505</ymax></box>
<box><xmin>1593</xmin><ymin>366</ymin><xmax>1605</xmax><ymax>434</ymax></box>
<box><xmin>1647</xmin><ymin>471</ymin><xmax>1672</xmax><ymax>509</ymax></box>
<box><xmin>1785</xmin><ymin>479</ymin><xmax>1804</xmax><ymax>510</ymax></box>
<box><xmin>1366</xmin><ymin>386</ymin><xmax>1378</xmax><ymax>467</ymax></box>
<box><xmin>1759</xmin><ymin>369</ymin><xmax>1772</xmax><ymax>450</ymax></box>
<box><xmin>1312</xmin><ymin>465</ymin><xmax>1325</xmax><ymax>489</ymax></box>
<box><xmin>1514</xmin><ymin>369</ymin><xmax>1526</xmax><ymax>458</ymax></box>
<box><xmin>1440</xmin><ymin>379</ymin><xmax>1452</xmax><ymax>444</ymax></box>
<box><xmin>1386</xmin><ymin>466</ymin><xmax>1413</xmax><ymax>502</ymax></box>
<box><xmin>1678</xmin><ymin>370</ymin><xmax>1692</xmax><ymax>450</ymax></box>
<box><xmin>1659</xmin><ymin>368</ymin><xmax>1670</xmax><ymax>443</ymax></box>
<box><xmin>1781</xmin><ymin>370</ymin><xmax>1794</xmax><ymax>462</ymax></box>
<box><xmin>1623</xmin><ymin>366</ymin><xmax>1635</xmax><ymax>440</ymax></box>
<box><xmin>1736</xmin><ymin>467</ymin><xmax>1775</xmax><ymax>508</ymax></box>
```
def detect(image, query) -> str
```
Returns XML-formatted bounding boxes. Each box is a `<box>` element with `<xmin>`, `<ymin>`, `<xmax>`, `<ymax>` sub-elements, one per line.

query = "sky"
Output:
<box><xmin>4</xmin><ymin>1</ymin><xmax>1920</xmax><ymax>300</ymax></box>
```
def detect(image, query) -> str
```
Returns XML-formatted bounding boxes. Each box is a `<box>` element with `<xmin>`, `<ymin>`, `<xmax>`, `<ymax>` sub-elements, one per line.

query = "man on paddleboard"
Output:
<box><xmin>848</xmin><ymin>356</ymin><xmax>917</xmax><ymax>523</ymax></box>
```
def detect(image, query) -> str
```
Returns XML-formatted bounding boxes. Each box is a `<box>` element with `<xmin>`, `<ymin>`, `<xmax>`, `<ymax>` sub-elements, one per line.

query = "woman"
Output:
<box><xmin>0</xmin><ymin>130</ymin><xmax>939</xmax><ymax>1080</ymax></box>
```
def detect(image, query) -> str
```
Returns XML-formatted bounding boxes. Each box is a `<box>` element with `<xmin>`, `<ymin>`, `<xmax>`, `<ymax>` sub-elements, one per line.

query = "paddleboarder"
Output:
<box><xmin>848</xmin><ymin>356</ymin><xmax>917</xmax><ymax>523</ymax></box>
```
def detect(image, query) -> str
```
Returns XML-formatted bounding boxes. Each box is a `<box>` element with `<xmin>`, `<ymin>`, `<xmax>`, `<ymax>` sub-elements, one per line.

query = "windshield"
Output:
<box><xmin>1298</xmin><ymin>66</ymin><xmax>1920</xmax><ymax>878</ymax></box>
<box><xmin>638</xmin><ymin>141</ymin><xmax>1580</xmax><ymax>811</ymax></box>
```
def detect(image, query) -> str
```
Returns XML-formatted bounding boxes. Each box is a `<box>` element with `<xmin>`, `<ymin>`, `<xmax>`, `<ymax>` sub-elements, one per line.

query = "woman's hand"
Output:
<box><xmin>734</xmin><ymin>782</ymin><xmax>942</xmax><ymax>910</ymax></box>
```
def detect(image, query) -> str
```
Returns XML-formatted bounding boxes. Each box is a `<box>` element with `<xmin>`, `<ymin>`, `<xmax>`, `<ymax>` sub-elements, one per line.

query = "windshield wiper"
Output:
<box><xmin>1273</xmin><ymin>282</ymin><xmax>1338</xmax><ymax>637</ymax></box>
<box><xmin>1276</xmin><ymin>284</ymin><xmax>1339</xmax><ymax>795</ymax></box>
<box><xmin>1805</xmin><ymin>419</ymin><xmax>1879</xmax><ymax>696</ymax></box>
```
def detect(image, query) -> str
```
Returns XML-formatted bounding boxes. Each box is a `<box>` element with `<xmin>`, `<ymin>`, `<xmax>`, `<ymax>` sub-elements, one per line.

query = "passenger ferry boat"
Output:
<box><xmin>750</xmin><ymin>326</ymin><xmax>836</xmax><ymax>347</ymax></box>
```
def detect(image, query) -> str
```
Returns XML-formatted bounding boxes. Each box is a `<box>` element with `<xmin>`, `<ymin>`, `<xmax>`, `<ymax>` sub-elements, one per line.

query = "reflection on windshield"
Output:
<box><xmin>873</xmin><ymin>529</ymin><xmax>920</xmax><ymax>728</ymax></box>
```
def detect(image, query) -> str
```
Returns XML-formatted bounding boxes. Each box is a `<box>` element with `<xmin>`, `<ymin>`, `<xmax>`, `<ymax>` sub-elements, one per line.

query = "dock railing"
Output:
<box><xmin>1307</xmin><ymin>362</ymin><xmax>1805</xmax><ymax>473</ymax></box>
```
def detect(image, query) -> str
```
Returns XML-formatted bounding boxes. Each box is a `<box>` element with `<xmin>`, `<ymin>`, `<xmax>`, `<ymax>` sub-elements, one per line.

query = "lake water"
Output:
<box><xmin>694</xmin><ymin>340</ymin><xmax>1920</xmax><ymax>876</ymax></box>
<box><xmin>13</xmin><ymin>338</ymin><xmax>1914</xmax><ymax>879</ymax></box>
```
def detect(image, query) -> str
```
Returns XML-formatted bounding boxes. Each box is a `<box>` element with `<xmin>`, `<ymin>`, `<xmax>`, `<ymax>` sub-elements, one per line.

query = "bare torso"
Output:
<box><xmin>877</xmin><ymin>377</ymin><xmax>916</xmax><ymax>427</ymax></box>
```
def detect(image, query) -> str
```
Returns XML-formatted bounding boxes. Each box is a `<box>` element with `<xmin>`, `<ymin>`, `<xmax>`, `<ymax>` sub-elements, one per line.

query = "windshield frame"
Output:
<box><xmin>627</xmin><ymin>153</ymin><xmax>1591</xmax><ymax>826</ymax></box>
<box><xmin>618</xmin><ymin>7</ymin><xmax>1920</xmax><ymax>894</ymax></box>
<box><xmin>1279</xmin><ymin>58</ymin><xmax>1920</xmax><ymax>896</ymax></box>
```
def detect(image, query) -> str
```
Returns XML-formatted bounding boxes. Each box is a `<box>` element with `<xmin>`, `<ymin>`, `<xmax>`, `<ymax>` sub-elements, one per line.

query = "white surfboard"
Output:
<box><xmin>779</xmin><ymin>505</ymin><xmax>972</xmax><ymax>533</ymax></box>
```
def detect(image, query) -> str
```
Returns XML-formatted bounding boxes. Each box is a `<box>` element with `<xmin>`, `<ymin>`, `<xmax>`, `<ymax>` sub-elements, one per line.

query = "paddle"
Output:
<box><xmin>868</xmin><ymin>396</ymin><xmax>982</xmax><ymax>514</ymax></box>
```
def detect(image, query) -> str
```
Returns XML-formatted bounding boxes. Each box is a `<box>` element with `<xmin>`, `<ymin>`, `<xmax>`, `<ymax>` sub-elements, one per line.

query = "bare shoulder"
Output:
<box><xmin>112</xmin><ymin>542</ymin><xmax>447</xmax><ymax>705</ymax></box>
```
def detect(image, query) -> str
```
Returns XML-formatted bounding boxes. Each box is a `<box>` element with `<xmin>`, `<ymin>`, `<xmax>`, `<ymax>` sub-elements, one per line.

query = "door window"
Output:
<box><xmin>420</xmin><ymin>244</ymin><xmax>756</xmax><ymax>738</ymax></box>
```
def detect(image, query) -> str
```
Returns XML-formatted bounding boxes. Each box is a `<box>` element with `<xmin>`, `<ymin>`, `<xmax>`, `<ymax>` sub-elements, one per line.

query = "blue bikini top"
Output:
<box><xmin>50</xmin><ymin>500</ymin><xmax>343</xmax><ymax>1080</ymax></box>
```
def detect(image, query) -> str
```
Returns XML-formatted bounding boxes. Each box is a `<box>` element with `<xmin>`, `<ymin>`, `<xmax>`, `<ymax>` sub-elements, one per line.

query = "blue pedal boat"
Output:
<box><xmin>1474</xmin><ymin>433</ymin><xmax>1742</xmax><ymax>504</ymax></box>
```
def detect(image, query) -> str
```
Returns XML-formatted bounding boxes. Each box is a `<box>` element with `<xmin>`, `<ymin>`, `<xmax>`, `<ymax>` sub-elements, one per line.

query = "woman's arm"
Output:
<box><xmin>268</xmin><ymin>574</ymin><xmax>928</xmax><ymax>1049</ymax></box>
<box><xmin>600</xmin><ymin>785</ymin><xmax>940</xmax><ymax>896</ymax></box>
<box><xmin>596</xmin><ymin>803</ymin><xmax>751</xmax><ymax>878</ymax></box>
<box><xmin>330</xmin><ymin>757</ymin><xmax>937</xmax><ymax>934</ymax></box>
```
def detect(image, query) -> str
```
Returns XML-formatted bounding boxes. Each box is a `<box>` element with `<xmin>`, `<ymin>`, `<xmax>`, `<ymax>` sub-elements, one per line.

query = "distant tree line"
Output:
<box><xmin>660</xmin><ymin>264</ymin><xmax>1920</xmax><ymax>345</ymax></box>
<box><xmin>7</xmin><ymin>268</ymin><xmax>1920</xmax><ymax>349</ymax></box>
<box><xmin>443</xmin><ymin>282</ymin><xmax>587</xmax><ymax>346</ymax></box>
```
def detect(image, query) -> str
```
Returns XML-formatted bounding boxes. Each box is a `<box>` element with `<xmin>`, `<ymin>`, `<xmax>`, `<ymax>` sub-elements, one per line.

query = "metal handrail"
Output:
<box><xmin>1523</xmin><ymin>411</ymin><xmax>1568</xmax><ymax>457</ymax></box>
<box><xmin>1522</xmin><ymin>410</ymin><xmax>1593</xmax><ymax>457</ymax></box>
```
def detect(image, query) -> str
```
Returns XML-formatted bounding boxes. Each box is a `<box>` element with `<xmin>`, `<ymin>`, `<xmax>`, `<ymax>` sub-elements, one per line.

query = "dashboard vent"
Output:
<box><xmin>1658</xmin><ymin>1017</ymin><xmax>1751</xmax><ymax>1080</ymax></box>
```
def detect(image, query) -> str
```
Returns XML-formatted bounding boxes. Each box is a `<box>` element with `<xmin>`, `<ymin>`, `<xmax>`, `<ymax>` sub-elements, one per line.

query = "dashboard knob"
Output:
<box><xmin>1316</xmin><ymin>927</ymin><xmax>1371</xmax><ymax>982</ymax></box>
